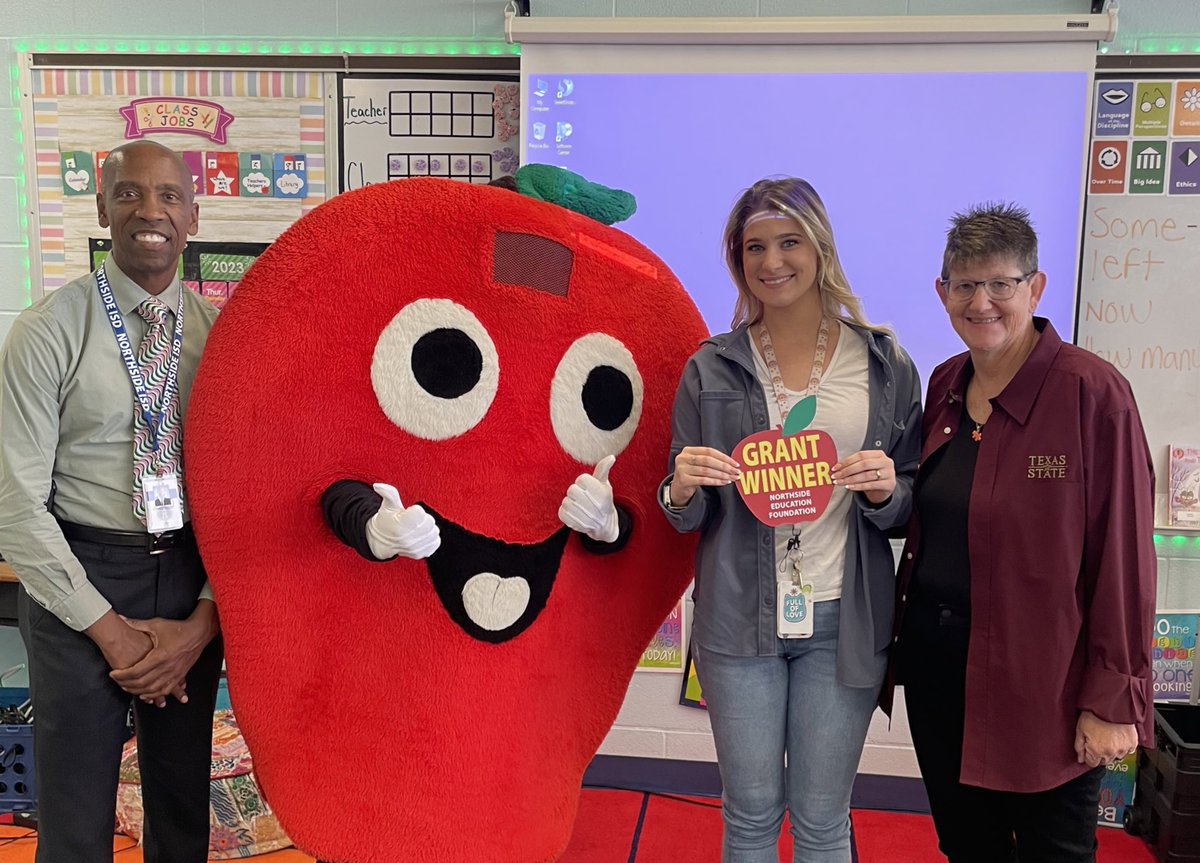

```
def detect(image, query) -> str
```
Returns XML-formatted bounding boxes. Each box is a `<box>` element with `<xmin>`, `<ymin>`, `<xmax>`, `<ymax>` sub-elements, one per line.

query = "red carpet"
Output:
<box><xmin>0</xmin><ymin>790</ymin><xmax>1158</xmax><ymax>862</ymax></box>
<box><xmin>559</xmin><ymin>789</ymin><xmax>1156</xmax><ymax>863</ymax></box>
<box><xmin>850</xmin><ymin>809</ymin><xmax>1155</xmax><ymax>863</ymax></box>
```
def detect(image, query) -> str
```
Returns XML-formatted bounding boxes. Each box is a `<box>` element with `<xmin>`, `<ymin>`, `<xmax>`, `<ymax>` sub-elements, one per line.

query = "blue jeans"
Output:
<box><xmin>695</xmin><ymin>600</ymin><xmax>885</xmax><ymax>863</ymax></box>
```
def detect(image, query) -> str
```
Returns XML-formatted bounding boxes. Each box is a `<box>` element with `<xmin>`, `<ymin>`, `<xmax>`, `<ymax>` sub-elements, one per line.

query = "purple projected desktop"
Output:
<box><xmin>524</xmin><ymin>71</ymin><xmax>1090</xmax><ymax>384</ymax></box>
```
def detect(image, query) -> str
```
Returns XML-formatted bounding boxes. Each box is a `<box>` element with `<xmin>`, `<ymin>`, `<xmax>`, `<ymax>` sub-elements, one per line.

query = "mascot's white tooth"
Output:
<box><xmin>461</xmin><ymin>572</ymin><xmax>530</xmax><ymax>631</ymax></box>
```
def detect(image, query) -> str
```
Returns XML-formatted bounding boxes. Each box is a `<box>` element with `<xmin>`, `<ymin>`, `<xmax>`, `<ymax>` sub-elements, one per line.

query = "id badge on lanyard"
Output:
<box><xmin>777</xmin><ymin>583</ymin><xmax>814</xmax><ymax>638</ymax></box>
<box><xmin>777</xmin><ymin>532</ymin><xmax>814</xmax><ymax>639</ymax></box>
<box><xmin>96</xmin><ymin>267</ymin><xmax>185</xmax><ymax>534</ymax></box>
<box><xmin>143</xmin><ymin>471</ymin><xmax>184</xmax><ymax>532</ymax></box>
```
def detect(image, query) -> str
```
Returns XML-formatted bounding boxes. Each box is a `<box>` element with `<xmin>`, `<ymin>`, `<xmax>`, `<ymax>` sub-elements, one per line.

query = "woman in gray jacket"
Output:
<box><xmin>659</xmin><ymin>177</ymin><xmax>922</xmax><ymax>863</ymax></box>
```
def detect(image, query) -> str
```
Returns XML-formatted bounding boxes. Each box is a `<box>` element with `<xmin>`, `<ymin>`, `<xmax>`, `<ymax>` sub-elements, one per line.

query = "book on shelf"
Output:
<box><xmin>1168</xmin><ymin>445</ymin><xmax>1200</xmax><ymax>527</ymax></box>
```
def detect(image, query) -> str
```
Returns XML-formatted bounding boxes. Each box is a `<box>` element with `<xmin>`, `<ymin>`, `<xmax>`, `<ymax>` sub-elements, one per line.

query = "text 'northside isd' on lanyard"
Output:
<box><xmin>96</xmin><ymin>265</ymin><xmax>185</xmax><ymax>534</ymax></box>
<box><xmin>757</xmin><ymin>314</ymin><xmax>829</xmax><ymax>639</ymax></box>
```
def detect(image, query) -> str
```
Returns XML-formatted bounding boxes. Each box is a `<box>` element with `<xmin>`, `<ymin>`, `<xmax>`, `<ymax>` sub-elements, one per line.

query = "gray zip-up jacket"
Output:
<box><xmin>658</xmin><ymin>321</ymin><xmax>922</xmax><ymax>688</ymax></box>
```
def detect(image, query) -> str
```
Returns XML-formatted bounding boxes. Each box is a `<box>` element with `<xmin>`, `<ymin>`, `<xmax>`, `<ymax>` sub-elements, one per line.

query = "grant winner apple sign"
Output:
<box><xmin>734</xmin><ymin>395</ymin><xmax>836</xmax><ymax>526</ymax></box>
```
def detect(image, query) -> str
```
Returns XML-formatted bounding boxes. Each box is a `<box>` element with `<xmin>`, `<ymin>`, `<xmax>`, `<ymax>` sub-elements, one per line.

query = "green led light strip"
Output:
<box><xmin>8</xmin><ymin>60</ymin><xmax>31</xmax><ymax>306</ymax></box>
<box><xmin>13</xmin><ymin>39</ymin><xmax>520</xmax><ymax>56</ymax></box>
<box><xmin>1152</xmin><ymin>534</ymin><xmax>1200</xmax><ymax>546</ymax></box>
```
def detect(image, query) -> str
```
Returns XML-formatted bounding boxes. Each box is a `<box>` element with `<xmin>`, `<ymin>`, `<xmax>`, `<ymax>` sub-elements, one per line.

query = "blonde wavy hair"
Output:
<box><xmin>723</xmin><ymin>177</ymin><xmax>886</xmax><ymax>334</ymax></box>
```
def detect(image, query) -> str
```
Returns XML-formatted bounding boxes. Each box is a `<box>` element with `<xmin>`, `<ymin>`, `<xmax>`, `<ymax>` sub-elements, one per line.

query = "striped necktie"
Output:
<box><xmin>131</xmin><ymin>297</ymin><xmax>182</xmax><ymax>524</ymax></box>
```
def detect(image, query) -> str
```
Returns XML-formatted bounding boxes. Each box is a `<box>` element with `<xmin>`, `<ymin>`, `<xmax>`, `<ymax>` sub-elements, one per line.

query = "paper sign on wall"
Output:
<box><xmin>636</xmin><ymin>601</ymin><xmax>684</xmax><ymax>672</ymax></box>
<box><xmin>273</xmin><ymin>153</ymin><xmax>307</xmax><ymax>198</ymax></box>
<box><xmin>239</xmin><ymin>153</ymin><xmax>273</xmax><ymax>196</ymax></box>
<box><xmin>181</xmin><ymin>151</ymin><xmax>204</xmax><ymax>197</ymax></box>
<box><xmin>60</xmin><ymin>151</ymin><xmax>94</xmax><ymax>195</ymax></box>
<box><xmin>119</xmin><ymin>97</ymin><xmax>235</xmax><ymax>144</ymax></box>
<box><xmin>205</xmin><ymin>151</ymin><xmax>240</xmax><ymax>197</ymax></box>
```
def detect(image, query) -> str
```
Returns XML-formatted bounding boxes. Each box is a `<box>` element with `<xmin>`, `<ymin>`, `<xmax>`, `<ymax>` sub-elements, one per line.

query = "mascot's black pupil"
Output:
<box><xmin>582</xmin><ymin>366</ymin><xmax>633</xmax><ymax>431</ymax></box>
<box><xmin>412</xmin><ymin>329</ymin><xmax>483</xmax><ymax>399</ymax></box>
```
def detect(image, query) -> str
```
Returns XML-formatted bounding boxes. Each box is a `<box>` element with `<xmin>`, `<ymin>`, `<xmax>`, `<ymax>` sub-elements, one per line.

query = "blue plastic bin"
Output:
<box><xmin>0</xmin><ymin>724</ymin><xmax>34</xmax><ymax>812</ymax></box>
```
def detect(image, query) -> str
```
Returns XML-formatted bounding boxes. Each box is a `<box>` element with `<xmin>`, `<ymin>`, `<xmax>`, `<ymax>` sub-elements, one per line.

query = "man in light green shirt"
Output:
<box><xmin>0</xmin><ymin>140</ymin><xmax>222</xmax><ymax>863</ymax></box>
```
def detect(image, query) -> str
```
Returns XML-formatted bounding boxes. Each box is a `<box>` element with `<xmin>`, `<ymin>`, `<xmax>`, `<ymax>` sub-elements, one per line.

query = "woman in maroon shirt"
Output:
<box><xmin>892</xmin><ymin>203</ymin><xmax>1156</xmax><ymax>863</ymax></box>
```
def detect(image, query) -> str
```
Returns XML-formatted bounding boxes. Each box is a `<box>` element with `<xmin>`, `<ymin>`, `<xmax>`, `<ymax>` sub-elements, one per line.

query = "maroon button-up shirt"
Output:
<box><xmin>894</xmin><ymin>318</ymin><xmax>1156</xmax><ymax>793</ymax></box>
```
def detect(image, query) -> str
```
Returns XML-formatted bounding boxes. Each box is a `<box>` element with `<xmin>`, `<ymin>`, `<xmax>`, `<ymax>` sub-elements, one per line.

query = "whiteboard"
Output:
<box><xmin>1076</xmin><ymin>75</ymin><xmax>1200</xmax><ymax>524</ymax></box>
<box><xmin>339</xmin><ymin>74</ymin><xmax>520</xmax><ymax>193</ymax></box>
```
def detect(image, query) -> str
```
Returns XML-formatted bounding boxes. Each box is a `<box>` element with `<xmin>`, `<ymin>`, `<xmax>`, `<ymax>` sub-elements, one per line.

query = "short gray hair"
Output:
<box><xmin>941</xmin><ymin>201</ymin><xmax>1038</xmax><ymax>280</ymax></box>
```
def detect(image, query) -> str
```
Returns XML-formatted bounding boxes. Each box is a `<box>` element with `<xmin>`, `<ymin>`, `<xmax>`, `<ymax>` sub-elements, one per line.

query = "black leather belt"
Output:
<box><xmin>57</xmin><ymin>520</ymin><xmax>194</xmax><ymax>555</ymax></box>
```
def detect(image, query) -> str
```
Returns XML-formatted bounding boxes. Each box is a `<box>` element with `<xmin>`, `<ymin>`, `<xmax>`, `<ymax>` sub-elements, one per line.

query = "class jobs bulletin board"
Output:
<box><xmin>27</xmin><ymin>66</ymin><xmax>330</xmax><ymax>304</ymax></box>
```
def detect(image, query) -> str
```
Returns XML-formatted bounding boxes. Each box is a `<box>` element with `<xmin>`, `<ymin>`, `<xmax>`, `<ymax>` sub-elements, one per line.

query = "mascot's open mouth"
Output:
<box><xmin>421</xmin><ymin>504</ymin><xmax>571</xmax><ymax>644</ymax></box>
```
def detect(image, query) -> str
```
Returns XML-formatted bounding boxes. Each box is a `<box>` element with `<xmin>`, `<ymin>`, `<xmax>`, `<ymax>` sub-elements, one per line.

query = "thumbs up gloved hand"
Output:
<box><xmin>366</xmin><ymin>483</ymin><xmax>441</xmax><ymax>560</ymax></box>
<box><xmin>558</xmin><ymin>455</ymin><xmax>619</xmax><ymax>544</ymax></box>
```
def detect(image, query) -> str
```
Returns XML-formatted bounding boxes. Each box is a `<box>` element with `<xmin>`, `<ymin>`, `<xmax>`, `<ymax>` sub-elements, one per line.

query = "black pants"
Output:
<box><xmin>18</xmin><ymin>536</ymin><xmax>223</xmax><ymax>863</ymax></box>
<box><xmin>900</xmin><ymin>602</ymin><xmax>1104</xmax><ymax>863</ymax></box>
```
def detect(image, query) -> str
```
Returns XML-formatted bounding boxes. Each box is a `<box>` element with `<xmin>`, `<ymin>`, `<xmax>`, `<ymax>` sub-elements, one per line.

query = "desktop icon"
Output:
<box><xmin>533</xmin><ymin>79</ymin><xmax>549</xmax><ymax>98</ymax></box>
<box><xmin>556</xmin><ymin>79</ymin><xmax>574</xmax><ymax>99</ymax></box>
<box><xmin>533</xmin><ymin>122</ymin><xmax>547</xmax><ymax>141</ymax></box>
<box><xmin>555</xmin><ymin>121</ymin><xmax>573</xmax><ymax>143</ymax></box>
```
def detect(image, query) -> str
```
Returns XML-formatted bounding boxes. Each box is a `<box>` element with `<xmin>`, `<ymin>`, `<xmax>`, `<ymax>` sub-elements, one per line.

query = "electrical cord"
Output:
<box><xmin>0</xmin><ymin>829</ymin><xmax>36</xmax><ymax>847</ymax></box>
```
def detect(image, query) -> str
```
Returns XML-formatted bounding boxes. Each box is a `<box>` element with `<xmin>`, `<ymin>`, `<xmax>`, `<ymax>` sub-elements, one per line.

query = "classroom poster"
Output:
<box><xmin>1096</xmin><ymin>752</ymin><xmax>1138</xmax><ymax>827</ymax></box>
<box><xmin>1153</xmin><ymin>612</ymin><xmax>1198</xmax><ymax>700</ymax></box>
<box><xmin>636</xmin><ymin>600</ymin><xmax>684</xmax><ymax>672</ymax></box>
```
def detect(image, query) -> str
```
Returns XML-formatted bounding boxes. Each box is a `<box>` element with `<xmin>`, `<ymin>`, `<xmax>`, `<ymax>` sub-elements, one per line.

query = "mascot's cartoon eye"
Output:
<box><xmin>550</xmin><ymin>333</ymin><xmax>644</xmax><ymax>465</ymax></box>
<box><xmin>412</xmin><ymin>329</ymin><xmax>482</xmax><ymax>398</ymax></box>
<box><xmin>371</xmin><ymin>299</ymin><xmax>500</xmax><ymax>441</ymax></box>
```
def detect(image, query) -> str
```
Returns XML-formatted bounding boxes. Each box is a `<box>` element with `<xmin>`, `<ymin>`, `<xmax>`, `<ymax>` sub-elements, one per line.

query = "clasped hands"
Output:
<box><xmin>95</xmin><ymin>602</ymin><xmax>218</xmax><ymax>709</ymax></box>
<box><xmin>366</xmin><ymin>453</ymin><xmax>621</xmax><ymax>560</ymax></box>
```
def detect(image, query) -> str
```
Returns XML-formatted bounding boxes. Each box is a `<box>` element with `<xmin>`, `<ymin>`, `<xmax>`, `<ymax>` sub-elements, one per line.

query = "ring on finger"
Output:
<box><xmin>875</xmin><ymin>469</ymin><xmax>882</xmax><ymax>480</ymax></box>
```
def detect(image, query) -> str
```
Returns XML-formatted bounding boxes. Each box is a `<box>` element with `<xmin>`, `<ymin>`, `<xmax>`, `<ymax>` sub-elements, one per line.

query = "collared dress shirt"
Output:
<box><xmin>0</xmin><ymin>259</ymin><xmax>217</xmax><ymax>631</ymax></box>
<box><xmin>893</xmin><ymin>318</ymin><xmax>1156</xmax><ymax>793</ymax></box>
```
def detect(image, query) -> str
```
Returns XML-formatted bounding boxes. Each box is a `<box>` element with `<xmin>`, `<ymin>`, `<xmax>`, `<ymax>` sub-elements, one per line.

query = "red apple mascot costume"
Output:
<box><xmin>184</xmin><ymin>167</ymin><xmax>708</xmax><ymax>863</ymax></box>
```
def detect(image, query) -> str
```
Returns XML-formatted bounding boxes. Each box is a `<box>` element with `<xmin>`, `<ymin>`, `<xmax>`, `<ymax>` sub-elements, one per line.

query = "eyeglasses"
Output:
<box><xmin>939</xmin><ymin>271</ymin><xmax>1036</xmax><ymax>302</ymax></box>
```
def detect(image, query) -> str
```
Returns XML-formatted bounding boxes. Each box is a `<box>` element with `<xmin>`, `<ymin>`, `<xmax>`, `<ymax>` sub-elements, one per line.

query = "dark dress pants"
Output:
<box><xmin>19</xmin><ymin>536</ymin><xmax>223</xmax><ymax>863</ymax></box>
<box><xmin>900</xmin><ymin>602</ymin><xmax>1104</xmax><ymax>863</ymax></box>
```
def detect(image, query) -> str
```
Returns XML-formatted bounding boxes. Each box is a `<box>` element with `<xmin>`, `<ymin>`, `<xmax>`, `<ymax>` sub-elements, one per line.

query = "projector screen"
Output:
<box><xmin>521</xmin><ymin>42</ymin><xmax>1095</xmax><ymax>386</ymax></box>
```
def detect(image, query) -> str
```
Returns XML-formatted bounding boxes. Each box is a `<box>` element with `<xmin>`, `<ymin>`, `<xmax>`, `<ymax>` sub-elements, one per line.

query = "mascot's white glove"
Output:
<box><xmin>366</xmin><ymin>483</ymin><xmax>441</xmax><ymax>560</ymax></box>
<box><xmin>558</xmin><ymin>455</ymin><xmax>619</xmax><ymax>544</ymax></box>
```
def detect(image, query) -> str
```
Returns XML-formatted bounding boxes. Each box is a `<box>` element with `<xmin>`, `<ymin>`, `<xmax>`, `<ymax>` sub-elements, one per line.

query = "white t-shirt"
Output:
<box><xmin>749</xmin><ymin>320</ymin><xmax>870</xmax><ymax>602</ymax></box>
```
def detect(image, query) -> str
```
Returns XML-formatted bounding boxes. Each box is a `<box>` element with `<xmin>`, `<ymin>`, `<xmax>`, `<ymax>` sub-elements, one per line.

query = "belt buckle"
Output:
<box><xmin>148</xmin><ymin>532</ymin><xmax>172</xmax><ymax>555</ymax></box>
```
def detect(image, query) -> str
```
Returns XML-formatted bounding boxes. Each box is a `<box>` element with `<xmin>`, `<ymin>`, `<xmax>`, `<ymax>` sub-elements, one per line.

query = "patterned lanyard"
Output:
<box><xmin>756</xmin><ymin>315</ymin><xmax>830</xmax><ymax>422</ymax></box>
<box><xmin>96</xmin><ymin>268</ymin><xmax>185</xmax><ymax>455</ymax></box>
<box><xmin>756</xmin><ymin>315</ymin><xmax>831</xmax><ymax>586</ymax></box>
